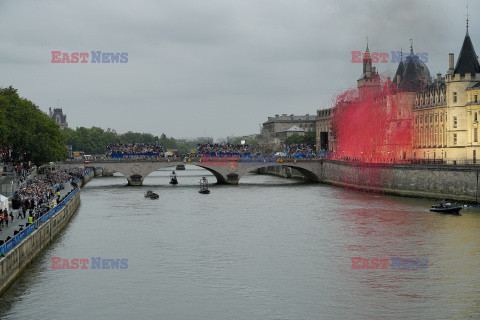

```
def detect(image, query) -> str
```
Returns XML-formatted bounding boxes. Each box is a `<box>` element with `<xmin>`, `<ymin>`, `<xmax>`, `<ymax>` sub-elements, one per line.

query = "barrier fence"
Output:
<box><xmin>0</xmin><ymin>170</ymin><xmax>94</xmax><ymax>256</ymax></box>
<box><xmin>0</xmin><ymin>187</ymin><xmax>79</xmax><ymax>255</ymax></box>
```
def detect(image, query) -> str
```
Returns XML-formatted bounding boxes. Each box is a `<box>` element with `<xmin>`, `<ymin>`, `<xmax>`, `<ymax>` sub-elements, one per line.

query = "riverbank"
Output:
<box><xmin>255</xmin><ymin>160</ymin><xmax>480</xmax><ymax>203</ymax></box>
<box><xmin>0</xmin><ymin>169</ymin><xmax>94</xmax><ymax>294</ymax></box>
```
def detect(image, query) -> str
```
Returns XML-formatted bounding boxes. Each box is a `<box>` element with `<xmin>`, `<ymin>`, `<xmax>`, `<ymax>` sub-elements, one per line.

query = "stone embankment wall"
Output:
<box><xmin>257</xmin><ymin>160</ymin><xmax>479</xmax><ymax>202</ymax></box>
<box><xmin>322</xmin><ymin>160</ymin><xmax>479</xmax><ymax>202</ymax></box>
<box><xmin>0</xmin><ymin>170</ymin><xmax>94</xmax><ymax>294</ymax></box>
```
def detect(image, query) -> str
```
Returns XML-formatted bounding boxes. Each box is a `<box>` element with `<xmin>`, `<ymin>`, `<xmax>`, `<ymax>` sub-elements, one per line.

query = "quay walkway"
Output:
<box><xmin>0</xmin><ymin>182</ymin><xmax>74</xmax><ymax>245</ymax></box>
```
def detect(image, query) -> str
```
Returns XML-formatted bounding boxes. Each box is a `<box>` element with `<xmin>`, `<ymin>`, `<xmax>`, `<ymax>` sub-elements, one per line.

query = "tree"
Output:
<box><xmin>305</xmin><ymin>131</ymin><xmax>316</xmax><ymax>147</ymax></box>
<box><xmin>285</xmin><ymin>134</ymin><xmax>305</xmax><ymax>145</ymax></box>
<box><xmin>0</xmin><ymin>86</ymin><xmax>67</xmax><ymax>165</ymax></box>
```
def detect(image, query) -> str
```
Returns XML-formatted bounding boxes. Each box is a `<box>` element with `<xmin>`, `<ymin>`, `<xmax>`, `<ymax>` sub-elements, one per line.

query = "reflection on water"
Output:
<box><xmin>0</xmin><ymin>165</ymin><xmax>479</xmax><ymax>319</ymax></box>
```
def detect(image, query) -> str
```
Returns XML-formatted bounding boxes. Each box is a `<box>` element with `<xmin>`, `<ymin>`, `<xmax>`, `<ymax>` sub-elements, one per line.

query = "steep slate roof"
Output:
<box><xmin>394</xmin><ymin>59</ymin><xmax>405</xmax><ymax>84</ymax></box>
<box><xmin>454</xmin><ymin>32</ymin><xmax>480</xmax><ymax>76</ymax></box>
<box><xmin>399</xmin><ymin>54</ymin><xmax>423</xmax><ymax>92</ymax></box>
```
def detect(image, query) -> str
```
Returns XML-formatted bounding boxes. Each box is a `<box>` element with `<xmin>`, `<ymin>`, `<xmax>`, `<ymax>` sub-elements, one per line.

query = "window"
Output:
<box><xmin>453</xmin><ymin>116</ymin><xmax>457</xmax><ymax>128</ymax></box>
<box><xmin>430</xmin><ymin>114</ymin><xmax>433</xmax><ymax>123</ymax></box>
<box><xmin>475</xmin><ymin>128</ymin><xmax>478</xmax><ymax>143</ymax></box>
<box><xmin>453</xmin><ymin>133</ymin><xmax>457</xmax><ymax>145</ymax></box>
<box><xmin>475</xmin><ymin>95</ymin><xmax>478</xmax><ymax>103</ymax></box>
<box><xmin>475</xmin><ymin>113</ymin><xmax>478</xmax><ymax>122</ymax></box>
<box><xmin>453</xmin><ymin>92</ymin><xmax>457</xmax><ymax>103</ymax></box>
<box><xmin>435</xmin><ymin>114</ymin><xmax>438</xmax><ymax>122</ymax></box>
<box><xmin>440</xmin><ymin>114</ymin><xmax>443</xmax><ymax>122</ymax></box>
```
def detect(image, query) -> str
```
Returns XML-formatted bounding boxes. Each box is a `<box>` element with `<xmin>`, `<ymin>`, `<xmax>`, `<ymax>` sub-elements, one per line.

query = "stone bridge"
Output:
<box><xmin>57</xmin><ymin>158</ymin><xmax>323</xmax><ymax>186</ymax></box>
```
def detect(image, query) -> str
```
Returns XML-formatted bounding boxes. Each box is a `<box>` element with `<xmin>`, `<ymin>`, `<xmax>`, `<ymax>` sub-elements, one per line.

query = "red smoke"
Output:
<box><xmin>332</xmin><ymin>76</ymin><xmax>413</xmax><ymax>163</ymax></box>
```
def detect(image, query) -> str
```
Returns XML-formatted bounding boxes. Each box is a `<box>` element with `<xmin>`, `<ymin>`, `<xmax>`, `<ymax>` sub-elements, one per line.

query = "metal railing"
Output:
<box><xmin>0</xmin><ymin>187</ymin><xmax>80</xmax><ymax>256</ymax></box>
<box><xmin>0</xmin><ymin>169</ymin><xmax>95</xmax><ymax>257</ymax></box>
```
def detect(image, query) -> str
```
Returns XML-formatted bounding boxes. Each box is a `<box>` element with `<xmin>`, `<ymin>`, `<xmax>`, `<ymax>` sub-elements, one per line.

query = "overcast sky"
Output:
<box><xmin>0</xmin><ymin>0</ymin><xmax>477</xmax><ymax>140</ymax></box>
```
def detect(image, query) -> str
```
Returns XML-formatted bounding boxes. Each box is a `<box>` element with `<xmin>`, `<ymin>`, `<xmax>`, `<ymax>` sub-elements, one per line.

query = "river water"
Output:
<box><xmin>0</xmin><ymin>166</ymin><xmax>479</xmax><ymax>319</ymax></box>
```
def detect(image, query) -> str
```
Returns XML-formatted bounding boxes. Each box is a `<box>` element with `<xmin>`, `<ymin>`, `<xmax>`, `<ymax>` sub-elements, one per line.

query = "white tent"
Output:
<box><xmin>0</xmin><ymin>194</ymin><xmax>9</xmax><ymax>211</ymax></box>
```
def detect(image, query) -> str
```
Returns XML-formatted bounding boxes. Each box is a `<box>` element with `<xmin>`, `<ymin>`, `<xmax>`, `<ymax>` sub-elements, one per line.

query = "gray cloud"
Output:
<box><xmin>0</xmin><ymin>0</ymin><xmax>476</xmax><ymax>139</ymax></box>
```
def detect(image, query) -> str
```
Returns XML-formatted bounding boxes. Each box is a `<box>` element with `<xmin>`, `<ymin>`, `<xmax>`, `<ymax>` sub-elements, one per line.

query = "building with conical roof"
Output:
<box><xmin>413</xmin><ymin>23</ymin><xmax>480</xmax><ymax>163</ymax></box>
<box><xmin>317</xmin><ymin>22</ymin><xmax>480</xmax><ymax>163</ymax></box>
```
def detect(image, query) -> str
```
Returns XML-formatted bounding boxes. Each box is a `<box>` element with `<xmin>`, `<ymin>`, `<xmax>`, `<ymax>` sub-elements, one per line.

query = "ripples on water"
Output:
<box><xmin>0</xmin><ymin>166</ymin><xmax>479</xmax><ymax>319</ymax></box>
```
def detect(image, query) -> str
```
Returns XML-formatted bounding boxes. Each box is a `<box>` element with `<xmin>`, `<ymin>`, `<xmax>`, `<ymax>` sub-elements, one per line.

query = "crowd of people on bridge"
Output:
<box><xmin>196</xmin><ymin>143</ymin><xmax>259</xmax><ymax>156</ymax></box>
<box><xmin>102</xmin><ymin>141</ymin><xmax>320</xmax><ymax>159</ymax></box>
<box><xmin>105</xmin><ymin>143</ymin><xmax>165</xmax><ymax>158</ymax></box>
<box><xmin>282</xmin><ymin>144</ymin><xmax>318</xmax><ymax>158</ymax></box>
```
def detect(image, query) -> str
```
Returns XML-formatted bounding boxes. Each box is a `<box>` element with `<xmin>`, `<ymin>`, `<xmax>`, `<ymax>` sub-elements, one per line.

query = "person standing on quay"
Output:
<box><xmin>5</xmin><ymin>212</ymin><xmax>9</xmax><ymax>227</ymax></box>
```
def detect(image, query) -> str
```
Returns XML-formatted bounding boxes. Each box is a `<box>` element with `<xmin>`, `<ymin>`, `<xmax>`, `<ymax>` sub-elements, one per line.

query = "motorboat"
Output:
<box><xmin>176</xmin><ymin>164</ymin><xmax>185</xmax><ymax>170</ymax></box>
<box><xmin>144</xmin><ymin>190</ymin><xmax>159</xmax><ymax>199</ymax></box>
<box><xmin>199</xmin><ymin>176</ymin><xmax>210</xmax><ymax>194</ymax></box>
<box><xmin>430</xmin><ymin>200</ymin><xmax>462</xmax><ymax>215</ymax></box>
<box><xmin>170</xmin><ymin>171</ymin><xmax>178</xmax><ymax>185</ymax></box>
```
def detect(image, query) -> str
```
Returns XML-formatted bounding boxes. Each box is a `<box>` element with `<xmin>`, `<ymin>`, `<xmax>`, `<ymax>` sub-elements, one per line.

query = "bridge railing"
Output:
<box><xmin>62</xmin><ymin>156</ymin><xmax>323</xmax><ymax>165</ymax></box>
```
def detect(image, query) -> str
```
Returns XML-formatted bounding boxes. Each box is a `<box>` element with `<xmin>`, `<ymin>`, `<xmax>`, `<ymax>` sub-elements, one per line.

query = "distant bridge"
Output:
<box><xmin>57</xmin><ymin>158</ymin><xmax>323</xmax><ymax>186</ymax></box>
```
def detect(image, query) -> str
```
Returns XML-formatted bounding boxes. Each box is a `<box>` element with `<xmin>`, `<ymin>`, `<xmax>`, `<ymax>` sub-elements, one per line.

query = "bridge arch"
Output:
<box><xmin>282</xmin><ymin>164</ymin><xmax>320</xmax><ymax>182</ymax></box>
<box><xmin>58</xmin><ymin>159</ymin><xmax>323</xmax><ymax>186</ymax></box>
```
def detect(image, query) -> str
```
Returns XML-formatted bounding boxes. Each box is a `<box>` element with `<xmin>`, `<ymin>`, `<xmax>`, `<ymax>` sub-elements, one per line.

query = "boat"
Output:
<box><xmin>430</xmin><ymin>200</ymin><xmax>462</xmax><ymax>215</ymax></box>
<box><xmin>170</xmin><ymin>171</ymin><xmax>178</xmax><ymax>185</ymax></box>
<box><xmin>176</xmin><ymin>164</ymin><xmax>185</xmax><ymax>170</ymax></box>
<box><xmin>199</xmin><ymin>176</ymin><xmax>210</xmax><ymax>194</ymax></box>
<box><xmin>144</xmin><ymin>190</ymin><xmax>159</xmax><ymax>199</ymax></box>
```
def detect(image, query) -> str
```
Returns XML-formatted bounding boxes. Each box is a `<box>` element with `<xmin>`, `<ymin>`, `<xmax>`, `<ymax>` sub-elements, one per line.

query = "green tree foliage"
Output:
<box><xmin>62</xmin><ymin>128</ymin><xmax>178</xmax><ymax>154</ymax></box>
<box><xmin>285</xmin><ymin>132</ymin><xmax>316</xmax><ymax>146</ymax></box>
<box><xmin>305</xmin><ymin>131</ymin><xmax>316</xmax><ymax>147</ymax></box>
<box><xmin>285</xmin><ymin>134</ymin><xmax>306</xmax><ymax>145</ymax></box>
<box><xmin>0</xmin><ymin>86</ymin><xmax>67</xmax><ymax>165</ymax></box>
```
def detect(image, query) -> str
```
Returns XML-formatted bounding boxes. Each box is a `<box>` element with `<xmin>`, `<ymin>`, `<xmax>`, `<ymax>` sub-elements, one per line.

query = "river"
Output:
<box><xmin>0</xmin><ymin>166</ymin><xmax>479</xmax><ymax>319</ymax></box>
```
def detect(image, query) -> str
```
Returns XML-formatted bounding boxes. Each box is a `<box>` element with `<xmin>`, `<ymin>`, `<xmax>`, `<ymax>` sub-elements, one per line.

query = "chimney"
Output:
<box><xmin>436</xmin><ymin>73</ymin><xmax>441</xmax><ymax>85</ymax></box>
<box><xmin>275</xmin><ymin>114</ymin><xmax>279</xmax><ymax>118</ymax></box>
<box><xmin>449</xmin><ymin>53</ymin><xmax>454</xmax><ymax>74</ymax></box>
<box><xmin>396</xmin><ymin>74</ymin><xmax>401</xmax><ymax>85</ymax></box>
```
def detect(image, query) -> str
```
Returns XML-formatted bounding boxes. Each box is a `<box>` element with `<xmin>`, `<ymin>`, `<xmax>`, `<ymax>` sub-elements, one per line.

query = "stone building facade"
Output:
<box><xmin>316</xmin><ymin>25</ymin><xmax>480</xmax><ymax>163</ymax></box>
<box><xmin>413</xmin><ymin>28</ymin><xmax>480</xmax><ymax>163</ymax></box>
<box><xmin>49</xmin><ymin>107</ymin><xmax>68</xmax><ymax>129</ymax></box>
<box><xmin>259</xmin><ymin>114</ymin><xmax>316</xmax><ymax>150</ymax></box>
